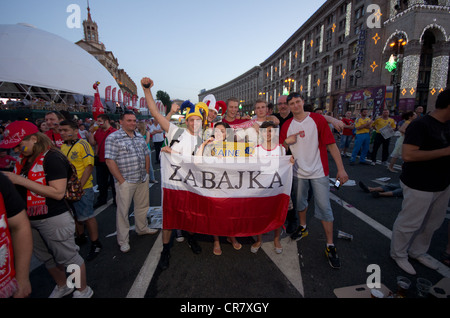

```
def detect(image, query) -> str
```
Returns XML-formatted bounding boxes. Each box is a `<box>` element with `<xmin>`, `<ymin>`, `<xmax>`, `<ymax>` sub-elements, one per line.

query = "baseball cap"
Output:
<box><xmin>0</xmin><ymin>121</ymin><xmax>39</xmax><ymax>149</ymax></box>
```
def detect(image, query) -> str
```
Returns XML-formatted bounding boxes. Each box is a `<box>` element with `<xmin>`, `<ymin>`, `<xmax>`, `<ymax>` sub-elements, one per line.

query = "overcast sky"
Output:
<box><xmin>0</xmin><ymin>0</ymin><xmax>326</xmax><ymax>102</ymax></box>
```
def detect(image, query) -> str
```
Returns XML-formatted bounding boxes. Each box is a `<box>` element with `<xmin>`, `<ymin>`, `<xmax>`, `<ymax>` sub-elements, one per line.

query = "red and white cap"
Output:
<box><xmin>0</xmin><ymin>121</ymin><xmax>39</xmax><ymax>149</ymax></box>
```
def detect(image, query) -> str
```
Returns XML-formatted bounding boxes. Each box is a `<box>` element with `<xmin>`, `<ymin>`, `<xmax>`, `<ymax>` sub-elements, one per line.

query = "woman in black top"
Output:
<box><xmin>1</xmin><ymin>121</ymin><xmax>93</xmax><ymax>298</ymax></box>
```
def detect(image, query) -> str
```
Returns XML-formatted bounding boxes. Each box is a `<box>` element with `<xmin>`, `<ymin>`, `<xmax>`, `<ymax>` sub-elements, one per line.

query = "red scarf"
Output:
<box><xmin>0</xmin><ymin>193</ymin><xmax>17</xmax><ymax>298</ymax></box>
<box><xmin>14</xmin><ymin>151</ymin><xmax>49</xmax><ymax>217</ymax></box>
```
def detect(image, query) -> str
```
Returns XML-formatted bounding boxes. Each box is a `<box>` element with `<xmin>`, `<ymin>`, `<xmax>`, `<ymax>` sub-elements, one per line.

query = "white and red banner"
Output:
<box><xmin>161</xmin><ymin>152</ymin><xmax>293</xmax><ymax>237</ymax></box>
<box><xmin>105</xmin><ymin>85</ymin><xmax>111</xmax><ymax>102</ymax></box>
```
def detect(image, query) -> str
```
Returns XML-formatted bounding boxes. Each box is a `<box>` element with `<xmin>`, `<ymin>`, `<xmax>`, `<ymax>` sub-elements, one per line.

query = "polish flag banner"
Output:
<box><xmin>161</xmin><ymin>152</ymin><xmax>293</xmax><ymax>237</ymax></box>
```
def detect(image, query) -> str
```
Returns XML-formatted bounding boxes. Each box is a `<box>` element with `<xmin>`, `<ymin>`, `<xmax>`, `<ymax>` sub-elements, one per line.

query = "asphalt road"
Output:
<box><xmin>26</xmin><ymin>137</ymin><xmax>450</xmax><ymax>310</ymax></box>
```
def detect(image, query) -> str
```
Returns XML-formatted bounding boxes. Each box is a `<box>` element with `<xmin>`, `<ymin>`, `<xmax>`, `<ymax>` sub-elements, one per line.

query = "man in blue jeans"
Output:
<box><xmin>349</xmin><ymin>108</ymin><xmax>373</xmax><ymax>165</ymax></box>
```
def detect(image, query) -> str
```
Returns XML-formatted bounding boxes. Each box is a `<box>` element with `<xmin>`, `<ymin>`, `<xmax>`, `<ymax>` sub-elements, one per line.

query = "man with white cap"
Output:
<box><xmin>203</xmin><ymin>94</ymin><xmax>227</xmax><ymax>129</ymax></box>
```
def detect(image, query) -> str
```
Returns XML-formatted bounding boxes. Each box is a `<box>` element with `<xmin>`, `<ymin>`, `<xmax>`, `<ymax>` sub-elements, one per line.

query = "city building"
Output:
<box><xmin>199</xmin><ymin>0</ymin><xmax>450</xmax><ymax>116</ymax></box>
<box><xmin>76</xmin><ymin>4</ymin><xmax>137</xmax><ymax>101</ymax></box>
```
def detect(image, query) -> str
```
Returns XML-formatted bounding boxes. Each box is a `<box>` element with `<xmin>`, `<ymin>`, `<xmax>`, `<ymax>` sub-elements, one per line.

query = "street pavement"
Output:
<box><xmin>27</xmin><ymin>136</ymin><xmax>450</xmax><ymax>306</ymax></box>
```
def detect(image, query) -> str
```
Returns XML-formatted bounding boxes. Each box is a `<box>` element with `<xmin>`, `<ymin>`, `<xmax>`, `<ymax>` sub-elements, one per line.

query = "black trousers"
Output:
<box><xmin>154</xmin><ymin>141</ymin><xmax>163</xmax><ymax>163</ymax></box>
<box><xmin>95</xmin><ymin>161</ymin><xmax>116</xmax><ymax>204</ymax></box>
<box><xmin>371</xmin><ymin>133</ymin><xmax>391</xmax><ymax>163</ymax></box>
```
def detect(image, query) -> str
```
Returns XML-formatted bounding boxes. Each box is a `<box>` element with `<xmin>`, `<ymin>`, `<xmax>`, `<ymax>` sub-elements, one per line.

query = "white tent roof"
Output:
<box><xmin>0</xmin><ymin>24</ymin><xmax>119</xmax><ymax>99</ymax></box>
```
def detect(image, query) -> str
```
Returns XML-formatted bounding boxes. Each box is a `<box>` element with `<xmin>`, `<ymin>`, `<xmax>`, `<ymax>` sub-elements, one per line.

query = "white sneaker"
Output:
<box><xmin>137</xmin><ymin>227</ymin><xmax>158</xmax><ymax>235</ymax></box>
<box><xmin>48</xmin><ymin>284</ymin><xmax>74</xmax><ymax>298</ymax></box>
<box><xmin>120</xmin><ymin>243</ymin><xmax>130</xmax><ymax>253</ymax></box>
<box><xmin>393</xmin><ymin>257</ymin><xmax>416</xmax><ymax>275</ymax></box>
<box><xmin>411</xmin><ymin>254</ymin><xmax>439</xmax><ymax>270</ymax></box>
<box><xmin>73</xmin><ymin>286</ymin><xmax>94</xmax><ymax>298</ymax></box>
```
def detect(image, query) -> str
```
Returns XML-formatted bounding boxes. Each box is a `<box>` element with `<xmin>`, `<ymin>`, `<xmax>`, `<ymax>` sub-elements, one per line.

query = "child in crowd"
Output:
<box><xmin>197</xmin><ymin>122</ymin><xmax>242</xmax><ymax>255</ymax></box>
<box><xmin>251</xmin><ymin>121</ymin><xmax>286</xmax><ymax>254</ymax></box>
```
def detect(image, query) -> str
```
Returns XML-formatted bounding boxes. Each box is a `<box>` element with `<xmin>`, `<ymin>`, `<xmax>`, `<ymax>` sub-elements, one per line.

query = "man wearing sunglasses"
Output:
<box><xmin>280</xmin><ymin>93</ymin><xmax>349</xmax><ymax>269</ymax></box>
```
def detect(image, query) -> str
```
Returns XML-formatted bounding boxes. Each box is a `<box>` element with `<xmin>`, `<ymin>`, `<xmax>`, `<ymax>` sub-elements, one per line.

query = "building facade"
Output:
<box><xmin>76</xmin><ymin>5</ymin><xmax>137</xmax><ymax>98</ymax></box>
<box><xmin>199</xmin><ymin>0</ymin><xmax>450</xmax><ymax>115</ymax></box>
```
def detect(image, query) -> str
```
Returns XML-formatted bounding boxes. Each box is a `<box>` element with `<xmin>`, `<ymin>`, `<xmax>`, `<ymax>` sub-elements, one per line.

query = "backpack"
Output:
<box><xmin>44</xmin><ymin>147</ymin><xmax>84</xmax><ymax>202</ymax></box>
<box><xmin>65</xmin><ymin>160</ymin><xmax>84</xmax><ymax>202</ymax></box>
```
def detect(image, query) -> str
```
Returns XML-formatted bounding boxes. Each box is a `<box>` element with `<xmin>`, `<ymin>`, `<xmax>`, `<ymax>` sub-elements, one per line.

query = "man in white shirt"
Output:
<box><xmin>141</xmin><ymin>77</ymin><xmax>206</xmax><ymax>270</ymax></box>
<box><xmin>281</xmin><ymin>92</ymin><xmax>349</xmax><ymax>269</ymax></box>
<box><xmin>150</xmin><ymin>118</ymin><xmax>164</xmax><ymax>164</ymax></box>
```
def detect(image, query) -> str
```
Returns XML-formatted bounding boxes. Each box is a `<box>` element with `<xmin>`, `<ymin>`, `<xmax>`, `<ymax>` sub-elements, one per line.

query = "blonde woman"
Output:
<box><xmin>137</xmin><ymin>121</ymin><xmax>157</xmax><ymax>183</ymax></box>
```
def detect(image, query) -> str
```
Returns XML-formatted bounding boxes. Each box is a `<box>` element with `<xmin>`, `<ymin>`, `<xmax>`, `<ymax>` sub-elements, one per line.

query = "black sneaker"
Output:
<box><xmin>290</xmin><ymin>225</ymin><xmax>309</xmax><ymax>241</ymax></box>
<box><xmin>75</xmin><ymin>233</ymin><xmax>87</xmax><ymax>246</ymax></box>
<box><xmin>358</xmin><ymin>181</ymin><xmax>370</xmax><ymax>193</ymax></box>
<box><xmin>188</xmin><ymin>238</ymin><xmax>202</xmax><ymax>254</ymax></box>
<box><xmin>86</xmin><ymin>242</ymin><xmax>102</xmax><ymax>261</ymax></box>
<box><xmin>325</xmin><ymin>245</ymin><xmax>341</xmax><ymax>269</ymax></box>
<box><xmin>158</xmin><ymin>250</ymin><xmax>171</xmax><ymax>270</ymax></box>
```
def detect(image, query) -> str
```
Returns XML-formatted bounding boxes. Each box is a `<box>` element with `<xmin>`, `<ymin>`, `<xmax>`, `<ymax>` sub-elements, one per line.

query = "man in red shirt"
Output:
<box><xmin>88</xmin><ymin>114</ymin><xmax>117</xmax><ymax>208</ymax></box>
<box><xmin>0</xmin><ymin>148</ymin><xmax>16</xmax><ymax>171</ymax></box>
<box><xmin>222</xmin><ymin>97</ymin><xmax>251</xmax><ymax>127</ymax></box>
<box><xmin>340</xmin><ymin>111</ymin><xmax>355</xmax><ymax>157</ymax></box>
<box><xmin>44</xmin><ymin>111</ymin><xmax>65</xmax><ymax>148</ymax></box>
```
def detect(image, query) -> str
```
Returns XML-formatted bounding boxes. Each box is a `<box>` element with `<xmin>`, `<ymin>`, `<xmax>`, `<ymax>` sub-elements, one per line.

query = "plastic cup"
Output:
<box><xmin>416</xmin><ymin>278</ymin><xmax>432</xmax><ymax>298</ymax></box>
<box><xmin>396</xmin><ymin>276</ymin><xmax>411</xmax><ymax>298</ymax></box>
<box><xmin>370</xmin><ymin>289</ymin><xmax>384</xmax><ymax>298</ymax></box>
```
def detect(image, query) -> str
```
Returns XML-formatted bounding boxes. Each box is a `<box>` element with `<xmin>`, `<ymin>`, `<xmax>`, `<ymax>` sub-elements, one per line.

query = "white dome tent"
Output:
<box><xmin>0</xmin><ymin>24</ymin><xmax>120</xmax><ymax>113</ymax></box>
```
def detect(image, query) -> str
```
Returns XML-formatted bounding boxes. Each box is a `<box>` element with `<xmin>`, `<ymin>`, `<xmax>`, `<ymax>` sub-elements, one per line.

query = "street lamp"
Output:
<box><xmin>386</xmin><ymin>38</ymin><xmax>407</xmax><ymax>111</ymax></box>
<box><xmin>284</xmin><ymin>78</ymin><xmax>295</xmax><ymax>93</ymax></box>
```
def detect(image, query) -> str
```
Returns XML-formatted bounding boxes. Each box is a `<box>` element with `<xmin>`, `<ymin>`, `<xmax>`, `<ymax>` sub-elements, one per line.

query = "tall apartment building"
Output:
<box><xmin>199</xmin><ymin>0</ymin><xmax>450</xmax><ymax>116</ymax></box>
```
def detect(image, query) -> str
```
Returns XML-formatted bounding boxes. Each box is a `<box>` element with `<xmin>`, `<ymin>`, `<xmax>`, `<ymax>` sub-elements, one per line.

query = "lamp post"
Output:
<box><xmin>387</xmin><ymin>38</ymin><xmax>407</xmax><ymax>112</ymax></box>
<box><xmin>284</xmin><ymin>78</ymin><xmax>295</xmax><ymax>93</ymax></box>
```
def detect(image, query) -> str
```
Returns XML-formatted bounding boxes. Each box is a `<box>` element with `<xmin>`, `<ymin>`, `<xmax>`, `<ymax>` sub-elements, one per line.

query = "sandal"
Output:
<box><xmin>274</xmin><ymin>242</ymin><xmax>283</xmax><ymax>254</ymax></box>
<box><xmin>251</xmin><ymin>242</ymin><xmax>261</xmax><ymax>254</ymax></box>
<box><xmin>213</xmin><ymin>245</ymin><xmax>222</xmax><ymax>256</ymax></box>
<box><xmin>227</xmin><ymin>238</ymin><xmax>242</xmax><ymax>250</ymax></box>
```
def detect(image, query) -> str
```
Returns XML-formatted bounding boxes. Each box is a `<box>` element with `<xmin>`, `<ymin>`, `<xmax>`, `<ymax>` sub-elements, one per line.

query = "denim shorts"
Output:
<box><xmin>291</xmin><ymin>176</ymin><xmax>334</xmax><ymax>222</ymax></box>
<box><xmin>73</xmin><ymin>187</ymin><xmax>96</xmax><ymax>221</ymax></box>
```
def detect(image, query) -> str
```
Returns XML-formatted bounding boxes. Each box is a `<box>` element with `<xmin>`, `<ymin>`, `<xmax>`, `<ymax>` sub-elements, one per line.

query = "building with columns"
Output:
<box><xmin>199</xmin><ymin>0</ymin><xmax>449</xmax><ymax>116</ymax></box>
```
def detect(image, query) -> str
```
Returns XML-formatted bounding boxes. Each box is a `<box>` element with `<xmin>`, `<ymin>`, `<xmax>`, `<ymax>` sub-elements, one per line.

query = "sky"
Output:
<box><xmin>0</xmin><ymin>0</ymin><xmax>327</xmax><ymax>103</ymax></box>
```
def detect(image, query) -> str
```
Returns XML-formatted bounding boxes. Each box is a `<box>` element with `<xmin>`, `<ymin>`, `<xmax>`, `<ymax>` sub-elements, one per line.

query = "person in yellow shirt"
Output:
<box><xmin>59</xmin><ymin>120</ymin><xmax>102</xmax><ymax>261</ymax></box>
<box><xmin>350</xmin><ymin>108</ymin><xmax>373</xmax><ymax>165</ymax></box>
<box><xmin>370</xmin><ymin>109</ymin><xmax>396</xmax><ymax>166</ymax></box>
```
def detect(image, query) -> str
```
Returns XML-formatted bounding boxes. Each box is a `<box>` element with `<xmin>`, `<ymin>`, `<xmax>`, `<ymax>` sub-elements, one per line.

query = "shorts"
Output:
<box><xmin>390</xmin><ymin>135</ymin><xmax>404</xmax><ymax>159</ymax></box>
<box><xmin>73</xmin><ymin>187</ymin><xmax>97</xmax><ymax>222</ymax></box>
<box><xmin>291</xmin><ymin>176</ymin><xmax>334</xmax><ymax>222</ymax></box>
<box><xmin>30</xmin><ymin>212</ymin><xmax>84</xmax><ymax>269</ymax></box>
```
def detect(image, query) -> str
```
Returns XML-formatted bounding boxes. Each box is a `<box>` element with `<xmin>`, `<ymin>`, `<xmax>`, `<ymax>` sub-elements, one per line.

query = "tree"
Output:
<box><xmin>156</xmin><ymin>90</ymin><xmax>171</xmax><ymax>115</ymax></box>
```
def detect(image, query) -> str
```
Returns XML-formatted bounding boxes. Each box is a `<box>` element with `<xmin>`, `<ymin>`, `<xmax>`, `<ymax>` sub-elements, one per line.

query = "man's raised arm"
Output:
<box><xmin>141</xmin><ymin>77</ymin><xmax>171</xmax><ymax>133</ymax></box>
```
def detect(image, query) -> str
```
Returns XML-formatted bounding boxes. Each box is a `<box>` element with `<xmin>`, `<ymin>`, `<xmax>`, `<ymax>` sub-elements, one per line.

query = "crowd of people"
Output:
<box><xmin>0</xmin><ymin>82</ymin><xmax>449</xmax><ymax>298</ymax></box>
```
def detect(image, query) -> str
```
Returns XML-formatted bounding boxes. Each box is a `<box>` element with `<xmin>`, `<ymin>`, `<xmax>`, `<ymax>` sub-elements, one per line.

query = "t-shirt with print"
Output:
<box><xmin>280</xmin><ymin>112</ymin><xmax>335</xmax><ymax>179</ymax></box>
<box><xmin>61</xmin><ymin>139</ymin><xmax>95</xmax><ymax>190</ymax></box>
<box><xmin>167</xmin><ymin>123</ymin><xmax>202</xmax><ymax>156</ymax></box>
<box><xmin>15</xmin><ymin>150</ymin><xmax>72</xmax><ymax>221</ymax></box>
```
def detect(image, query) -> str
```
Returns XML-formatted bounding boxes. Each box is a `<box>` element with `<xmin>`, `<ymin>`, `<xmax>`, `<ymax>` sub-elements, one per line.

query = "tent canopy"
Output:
<box><xmin>0</xmin><ymin>24</ymin><xmax>119</xmax><ymax>101</ymax></box>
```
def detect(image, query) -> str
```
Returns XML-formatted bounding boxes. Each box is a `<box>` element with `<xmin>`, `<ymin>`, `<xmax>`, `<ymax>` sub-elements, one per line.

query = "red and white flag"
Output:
<box><xmin>161</xmin><ymin>153</ymin><xmax>293</xmax><ymax>237</ymax></box>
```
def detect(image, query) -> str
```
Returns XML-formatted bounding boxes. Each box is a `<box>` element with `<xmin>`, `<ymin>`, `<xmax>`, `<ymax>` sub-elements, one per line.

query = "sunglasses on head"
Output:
<box><xmin>286</xmin><ymin>92</ymin><xmax>304</xmax><ymax>103</ymax></box>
